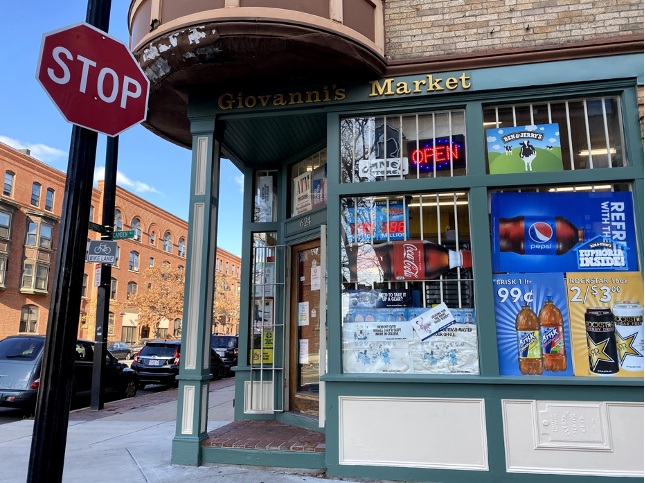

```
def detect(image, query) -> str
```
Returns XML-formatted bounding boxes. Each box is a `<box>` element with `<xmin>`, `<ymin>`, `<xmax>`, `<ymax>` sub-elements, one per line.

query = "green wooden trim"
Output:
<box><xmin>465</xmin><ymin>101</ymin><xmax>486</xmax><ymax>177</ymax></box>
<box><xmin>632</xmin><ymin>178</ymin><xmax>644</xmax><ymax>274</ymax></box>
<box><xmin>275</xmin><ymin>411</ymin><xmax>325</xmax><ymax>433</ymax></box>
<box><xmin>622</xmin><ymin>86</ymin><xmax>644</xmax><ymax>170</ymax></box>
<box><xmin>201</xmin><ymin>446</ymin><xmax>325</xmax><ymax>469</ymax></box>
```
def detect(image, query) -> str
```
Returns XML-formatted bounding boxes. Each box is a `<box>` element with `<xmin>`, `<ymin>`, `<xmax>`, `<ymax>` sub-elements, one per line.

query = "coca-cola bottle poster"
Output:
<box><xmin>491</xmin><ymin>192</ymin><xmax>638</xmax><ymax>273</ymax></box>
<box><xmin>493</xmin><ymin>273</ymin><xmax>574</xmax><ymax>376</ymax></box>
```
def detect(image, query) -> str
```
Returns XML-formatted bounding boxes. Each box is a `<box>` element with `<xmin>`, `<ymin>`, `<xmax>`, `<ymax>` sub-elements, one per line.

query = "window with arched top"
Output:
<box><xmin>149</xmin><ymin>257</ymin><xmax>154</xmax><ymax>268</ymax></box>
<box><xmin>114</xmin><ymin>210</ymin><xmax>122</xmax><ymax>231</ymax></box>
<box><xmin>127</xmin><ymin>282</ymin><xmax>138</xmax><ymax>299</ymax></box>
<box><xmin>3</xmin><ymin>171</ymin><xmax>14</xmax><ymax>197</ymax></box>
<box><xmin>178</xmin><ymin>237</ymin><xmax>186</xmax><ymax>258</ymax></box>
<box><xmin>150</xmin><ymin>230</ymin><xmax>155</xmax><ymax>245</ymax></box>
<box><xmin>131</xmin><ymin>217</ymin><xmax>142</xmax><ymax>241</ymax></box>
<box><xmin>31</xmin><ymin>182</ymin><xmax>41</xmax><ymax>206</ymax></box>
<box><xmin>163</xmin><ymin>232</ymin><xmax>172</xmax><ymax>252</ymax></box>
<box><xmin>45</xmin><ymin>189</ymin><xmax>54</xmax><ymax>211</ymax></box>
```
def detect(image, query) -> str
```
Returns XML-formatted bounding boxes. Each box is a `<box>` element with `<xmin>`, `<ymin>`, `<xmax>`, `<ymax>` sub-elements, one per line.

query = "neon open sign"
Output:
<box><xmin>407</xmin><ymin>134</ymin><xmax>466</xmax><ymax>172</ymax></box>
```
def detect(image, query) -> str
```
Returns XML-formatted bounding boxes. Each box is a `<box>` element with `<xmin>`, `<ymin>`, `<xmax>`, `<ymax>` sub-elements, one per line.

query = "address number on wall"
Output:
<box><xmin>299</xmin><ymin>216</ymin><xmax>311</xmax><ymax>228</ymax></box>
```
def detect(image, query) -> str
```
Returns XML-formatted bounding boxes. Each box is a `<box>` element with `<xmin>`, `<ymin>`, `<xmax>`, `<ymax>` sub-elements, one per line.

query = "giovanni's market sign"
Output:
<box><xmin>215</xmin><ymin>71</ymin><xmax>472</xmax><ymax>112</ymax></box>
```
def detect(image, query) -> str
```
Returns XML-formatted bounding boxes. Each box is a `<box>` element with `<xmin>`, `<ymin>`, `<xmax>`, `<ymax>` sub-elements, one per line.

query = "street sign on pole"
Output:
<box><xmin>112</xmin><ymin>230</ymin><xmax>135</xmax><ymax>239</ymax></box>
<box><xmin>36</xmin><ymin>22</ymin><xmax>150</xmax><ymax>137</ymax></box>
<box><xmin>89</xmin><ymin>221</ymin><xmax>104</xmax><ymax>233</ymax></box>
<box><xmin>94</xmin><ymin>263</ymin><xmax>101</xmax><ymax>287</ymax></box>
<box><xmin>87</xmin><ymin>240</ymin><xmax>118</xmax><ymax>264</ymax></box>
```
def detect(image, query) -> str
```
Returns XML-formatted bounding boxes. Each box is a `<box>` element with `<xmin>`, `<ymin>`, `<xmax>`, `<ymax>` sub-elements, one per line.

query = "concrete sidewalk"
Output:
<box><xmin>0</xmin><ymin>379</ymin><xmax>359</xmax><ymax>483</ymax></box>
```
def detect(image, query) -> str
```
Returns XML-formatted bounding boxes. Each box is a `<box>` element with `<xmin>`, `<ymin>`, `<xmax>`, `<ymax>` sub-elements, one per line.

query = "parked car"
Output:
<box><xmin>0</xmin><ymin>335</ymin><xmax>139</xmax><ymax>413</ymax></box>
<box><xmin>107</xmin><ymin>341</ymin><xmax>134</xmax><ymax>360</ymax></box>
<box><xmin>131</xmin><ymin>340</ymin><xmax>227</xmax><ymax>390</ymax></box>
<box><xmin>211</xmin><ymin>335</ymin><xmax>238</xmax><ymax>375</ymax></box>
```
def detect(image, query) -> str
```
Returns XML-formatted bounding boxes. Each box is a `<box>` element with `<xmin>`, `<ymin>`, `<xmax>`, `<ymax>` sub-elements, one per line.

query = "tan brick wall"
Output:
<box><xmin>384</xmin><ymin>0</ymin><xmax>644</xmax><ymax>60</ymax></box>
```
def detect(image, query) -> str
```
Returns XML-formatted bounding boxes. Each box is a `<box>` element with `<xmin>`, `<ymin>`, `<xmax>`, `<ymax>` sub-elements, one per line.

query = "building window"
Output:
<box><xmin>163</xmin><ymin>232</ymin><xmax>172</xmax><ymax>252</ymax></box>
<box><xmin>129</xmin><ymin>251</ymin><xmax>139</xmax><ymax>272</ymax></box>
<box><xmin>149</xmin><ymin>257</ymin><xmax>154</xmax><ymax>268</ymax></box>
<box><xmin>26</xmin><ymin>221</ymin><xmax>38</xmax><ymax>246</ymax></box>
<box><xmin>19</xmin><ymin>305</ymin><xmax>39</xmax><ymax>333</ymax></box>
<box><xmin>225</xmin><ymin>262</ymin><xmax>229</xmax><ymax>274</ymax></box>
<box><xmin>236</xmin><ymin>267</ymin><xmax>239</xmax><ymax>278</ymax></box>
<box><xmin>157</xmin><ymin>327</ymin><xmax>168</xmax><ymax>339</ymax></box>
<box><xmin>89</xmin><ymin>205</ymin><xmax>94</xmax><ymax>222</ymax></box>
<box><xmin>39</xmin><ymin>224</ymin><xmax>53</xmax><ymax>249</ymax></box>
<box><xmin>110</xmin><ymin>278</ymin><xmax>117</xmax><ymax>300</ymax></box>
<box><xmin>0</xmin><ymin>257</ymin><xmax>6</xmax><ymax>286</ymax></box>
<box><xmin>178</xmin><ymin>237</ymin><xmax>186</xmax><ymax>258</ymax></box>
<box><xmin>121</xmin><ymin>326</ymin><xmax>136</xmax><ymax>343</ymax></box>
<box><xmin>127</xmin><ymin>282</ymin><xmax>138</xmax><ymax>299</ymax></box>
<box><xmin>45</xmin><ymin>189</ymin><xmax>54</xmax><ymax>211</ymax></box>
<box><xmin>0</xmin><ymin>210</ymin><xmax>11</xmax><ymax>239</ymax></box>
<box><xmin>114</xmin><ymin>245</ymin><xmax>120</xmax><ymax>267</ymax></box>
<box><xmin>108</xmin><ymin>313</ymin><xmax>115</xmax><ymax>336</ymax></box>
<box><xmin>131</xmin><ymin>217</ymin><xmax>142</xmax><ymax>241</ymax></box>
<box><xmin>21</xmin><ymin>263</ymin><xmax>49</xmax><ymax>292</ymax></box>
<box><xmin>114</xmin><ymin>210</ymin><xmax>122</xmax><ymax>231</ymax></box>
<box><xmin>147</xmin><ymin>283</ymin><xmax>152</xmax><ymax>291</ymax></box>
<box><xmin>31</xmin><ymin>183</ymin><xmax>41</xmax><ymax>206</ymax></box>
<box><xmin>35</xmin><ymin>265</ymin><xmax>48</xmax><ymax>290</ymax></box>
<box><xmin>289</xmin><ymin>149</ymin><xmax>327</xmax><ymax>217</ymax></box>
<box><xmin>173</xmin><ymin>318</ymin><xmax>182</xmax><ymax>337</ymax></box>
<box><xmin>150</xmin><ymin>231</ymin><xmax>155</xmax><ymax>245</ymax></box>
<box><xmin>82</xmin><ymin>274</ymin><xmax>88</xmax><ymax>297</ymax></box>
<box><xmin>178</xmin><ymin>265</ymin><xmax>184</xmax><ymax>271</ymax></box>
<box><xmin>3</xmin><ymin>171</ymin><xmax>14</xmax><ymax>197</ymax></box>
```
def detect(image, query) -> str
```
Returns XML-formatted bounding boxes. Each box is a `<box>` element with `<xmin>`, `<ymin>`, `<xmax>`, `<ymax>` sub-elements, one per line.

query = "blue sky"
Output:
<box><xmin>0</xmin><ymin>1</ymin><xmax>243</xmax><ymax>256</ymax></box>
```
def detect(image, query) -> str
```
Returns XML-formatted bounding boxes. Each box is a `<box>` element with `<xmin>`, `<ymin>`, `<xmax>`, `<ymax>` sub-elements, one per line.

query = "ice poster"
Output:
<box><xmin>486</xmin><ymin>123</ymin><xmax>563</xmax><ymax>174</ymax></box>
<box><xmin>565</xmin><ymin>272</ymin><xmax>643</xmax><ymax>378</ymax></box>
<box><xmin>491</xmin><ymin>192</ymin><xmax>638</xmax><ymax>273</ymax></box>
<box><xmin>410</xmin><ymin>308</ymin><xmax>479</xmax><ymax>374</ymax></box>
<box><xmin>343</xmin><ymin>322</ymin><xmax>413</xmax><ymax>373</ymax></box>
<box><xmin>493</xmin><ymin>273</ymin><xmax>574</xmax><ymax>376</ymax></box>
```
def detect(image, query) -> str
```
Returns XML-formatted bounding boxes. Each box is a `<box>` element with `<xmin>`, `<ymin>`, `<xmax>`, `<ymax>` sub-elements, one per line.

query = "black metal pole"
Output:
<box><xmin>90</xmin><ymin>135</ymin><xmax>117</xmax><ymax>411</ymax></box>
<box><xmin>27</xmin><ymin>1</ymin><xmax>111</xmax><ymax>482</ymax></box>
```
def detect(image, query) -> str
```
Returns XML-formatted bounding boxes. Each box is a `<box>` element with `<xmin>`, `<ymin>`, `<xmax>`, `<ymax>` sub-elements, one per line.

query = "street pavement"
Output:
<box><xmin>0</xmin><ymin>378</ymin><xmax>365</xmax><ymax>483</ymax></box>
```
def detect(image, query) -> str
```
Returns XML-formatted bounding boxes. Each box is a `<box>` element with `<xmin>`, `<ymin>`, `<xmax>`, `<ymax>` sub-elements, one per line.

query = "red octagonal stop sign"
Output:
<box><xmin>36</xmin><ymin>22</ymin><xmax>150</xmax><ymax>137</ymax></box>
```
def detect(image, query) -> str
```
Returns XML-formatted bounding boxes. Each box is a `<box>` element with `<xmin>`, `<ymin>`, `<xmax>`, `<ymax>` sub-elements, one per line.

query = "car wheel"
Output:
<box><xmin>214</xmin><ymin>366</ymin><xmax>226</xmax><ymax>380</ymax></box>
<box><xmin>137</xmin><ymin>383</ymin><xmax>147</xmax><ymax>391</ymax></box>
<box><xmin>125</xmin><ymin>353</ymin><xmax>131</xmax><ymax>360</ymax></box>
<box><xmin>123</xmin><ymin>380</ymin><xmax>137</xmax><ymax>398</ymax></box>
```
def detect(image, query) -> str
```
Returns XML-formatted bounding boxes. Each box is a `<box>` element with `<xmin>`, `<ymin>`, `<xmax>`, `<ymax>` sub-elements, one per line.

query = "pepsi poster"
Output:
<box><xmin>491</xmin><ymin>192</ymin><xmax>638</xmax><ymax>273</ymax></box>
<box><xmin>494</xmin><ymin>273</ymin><xmax>574</xmax><ymax>376</ymax></box>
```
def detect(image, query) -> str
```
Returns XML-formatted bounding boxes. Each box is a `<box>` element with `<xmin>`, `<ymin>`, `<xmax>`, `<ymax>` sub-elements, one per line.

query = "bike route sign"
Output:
<box><xmin>87</xmin><ymin>240</ymin><xmax>118</xmax><ymax>264</ymax></box>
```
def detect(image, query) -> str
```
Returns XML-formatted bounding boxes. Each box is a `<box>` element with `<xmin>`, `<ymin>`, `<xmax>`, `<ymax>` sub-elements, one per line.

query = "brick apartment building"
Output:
<box><xmin>0</xmin><ymin>142</ymin><xmax>240</xmax><ymax>344</ymax></box>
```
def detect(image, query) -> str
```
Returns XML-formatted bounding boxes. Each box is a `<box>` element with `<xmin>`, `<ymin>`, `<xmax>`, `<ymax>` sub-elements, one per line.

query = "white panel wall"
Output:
<box><xmin>503</xmin><ymin>399</ymin><xmax>644</xmax><ymax>477</ymax></box>
<box><xmin>339</xmin><ymin>396</ymin><xmax>488</xmax><ymax>471</ymax></box>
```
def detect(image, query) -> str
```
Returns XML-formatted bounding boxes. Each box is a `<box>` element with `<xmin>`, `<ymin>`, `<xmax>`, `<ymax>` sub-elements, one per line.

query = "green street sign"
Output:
<box><xmin>112</xmin><ymin>230</ymin><xmax>135</xmax><ymax>240</ymax></box>
<box><xmin>88</xmin><ymin>222</ymin><xmax>104</xmax><ymax>233</ymax></box>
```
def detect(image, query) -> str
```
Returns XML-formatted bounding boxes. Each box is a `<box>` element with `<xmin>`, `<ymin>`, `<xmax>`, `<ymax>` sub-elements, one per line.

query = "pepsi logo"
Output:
<box><xmin>528</xmin><ymin>222</ymin><xmax>553</xmax><ymax>243</ymax></box>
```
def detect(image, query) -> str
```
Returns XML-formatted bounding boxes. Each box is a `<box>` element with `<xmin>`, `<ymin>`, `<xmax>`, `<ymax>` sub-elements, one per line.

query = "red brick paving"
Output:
<box><xmin>202</xmin><ymin>419</ymin><xmax>325</xmax><ymax>453</ymax></box>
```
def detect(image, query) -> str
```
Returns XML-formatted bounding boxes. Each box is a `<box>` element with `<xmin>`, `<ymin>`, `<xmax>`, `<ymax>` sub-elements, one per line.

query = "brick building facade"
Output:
<box><xmin>0</xmin><ymin>142</ymin><xmax>240</xmax><ymax>344</ymax></box>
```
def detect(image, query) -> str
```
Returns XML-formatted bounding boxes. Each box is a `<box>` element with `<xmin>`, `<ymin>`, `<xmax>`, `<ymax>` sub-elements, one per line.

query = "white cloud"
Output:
<box><xmin>549</xmin><ymin>138</ymin><xmax>557</xmax><ymax>143</ymax></box>
<box><xmin>234</xmin><ymin>175</ymin><xmax>244</xmax><ymax>193</ymax></box>
<box><xmin>555</xmin><ymin>131</ymin><xmax>560</xmax><ymax>136</ymax></box>
<box><xmin>525</xmin><ymin>125</ymin><xmax>538</xmax><ymax>131</ymax></box>
<box><xmin>487</xmin><ymin>136</ymin><xmax>497</xmax><ymax>142</ymax></box>
<box><xmin>493</xmin><ymin>144</ymin><xmax>501</xmax><ymax>150</ymax></box>
<box><xmin>539</xmin><ymin>127</ymin><xmax>545</xmax><ymax>130</ymax></box>
<box><xmin>0</xmin><ymin>135</ymin><xmax>67</xmax><ymax>165</ymax></box>
<box><xmin>498</xmin><ymin>129</ymin><xmax>504</xmax><ymax>134</ymax></box>
<box><xmin>94</xmin><ymin>166</ymin><xmax>162</xmax><ymax>195</ymax></box>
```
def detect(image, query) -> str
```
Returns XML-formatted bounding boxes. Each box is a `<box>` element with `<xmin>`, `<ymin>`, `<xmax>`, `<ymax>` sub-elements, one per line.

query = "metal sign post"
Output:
<box><xmin>27</xmin><ymin>1</ymin><xmax>112</xmax><ymax>478</ymax></box>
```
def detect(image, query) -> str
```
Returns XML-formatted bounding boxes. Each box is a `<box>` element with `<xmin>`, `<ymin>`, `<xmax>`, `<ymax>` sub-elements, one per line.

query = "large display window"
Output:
<box><xmin>289</xmin><ymin>148</ymin><xmax>327</xmax><ymax>217</ymax></box>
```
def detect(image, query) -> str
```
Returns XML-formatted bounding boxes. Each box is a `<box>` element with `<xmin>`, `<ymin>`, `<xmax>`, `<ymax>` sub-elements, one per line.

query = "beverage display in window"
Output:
<box><xmin>491</xmin><ymin>192</ymin><xmax>638</xmax><ymax>273</ymax></box>
<box><xmin>341</xmin><ymin>192</ymin><xmax>479</xmax><ymax>375</ymax></box>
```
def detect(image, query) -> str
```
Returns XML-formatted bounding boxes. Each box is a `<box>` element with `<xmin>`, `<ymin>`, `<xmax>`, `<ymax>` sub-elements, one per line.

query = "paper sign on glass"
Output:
<box><xmin>410</xmin><ymin>302</ymin><xmax>455</xmax><ymax>341</ymax></box>
<box><xmin>298</xmin><ymin>301</ymin><xmax>309</xmax><ymax>326</ymax></box>
<box><xmin>299</xmin><ymin>339</ymin><xmax>309</xmax><ymax>364</ymax></box>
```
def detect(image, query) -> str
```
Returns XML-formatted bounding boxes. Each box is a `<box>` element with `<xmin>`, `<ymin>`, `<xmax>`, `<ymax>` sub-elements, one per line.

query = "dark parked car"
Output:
<box><xmin>0</xmin><ymin>335</ymin><xmax>138</xmax><ymax>413</ymax></box>
<box><xmin>107</xmin><ymin>341</ymin><xmax>134</xmax><ymax>360</ymax></box>
<box><xmin>131</xmin><ymin>340</ymin><xmax>227</xmax><ymax>390</ymax></box>
<box><xmin>211</xmin><ymin>335</ymin><xmax>238</xmax><ymax>375</ymax></box>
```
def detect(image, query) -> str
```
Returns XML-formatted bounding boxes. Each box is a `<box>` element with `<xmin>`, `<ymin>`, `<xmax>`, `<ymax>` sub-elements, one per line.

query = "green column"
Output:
<box><xmin>172</xmin><ymin>118</ymin><xmax>221</xmax><ymax>465</ymax></box>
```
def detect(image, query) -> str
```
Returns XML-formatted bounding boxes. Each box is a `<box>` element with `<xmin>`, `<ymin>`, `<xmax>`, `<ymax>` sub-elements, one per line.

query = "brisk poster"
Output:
<box><xmin>491</xmin><ymin>191</ymin><xmax>638</xmax><ymax>273</ymax></box>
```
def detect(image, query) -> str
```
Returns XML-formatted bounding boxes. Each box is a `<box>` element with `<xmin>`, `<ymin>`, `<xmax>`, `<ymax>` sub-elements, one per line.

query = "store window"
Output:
<box><xmin>289</xmin><ymin>148</ymin><xmax>327</xmax><ymax>217</ymax></box>
<box><xmin>178</xmin><ymin>237</ymin><xmax>186</xmax><ymax>258</ymax></box>
<box><xmin>163</xmin><ymin>232</ymin><xmax>172</xmax><ymax>252</ymax></box>
<box><xmin>82</xmin><ymin>274</ymin><xmax>88</xmax><ymax>297</ymax></box>
<box><xmin>483</xmin><ymin>96</ymin><xmax>626</xmax><ymax>174</ymax></box>
<box><xmin>31</xmin><ymin>183</ymin><xmax>41</xmax><ymax>207</ymax></box>
<box><xmin>253</xmin><ymin>170</ymin><xmax>278</xmax><ymax>222</ymax></box>
<box><xmin>0</xmin><ymin>210</ymin><xmax>11</xmax><ymax>239</ymax></box>
<box><xmin>3</xmin><ymin>171</ymin><xmax>14</xmax><ymax>197</ymax></box>
<box><xmin>110</xmin><ymin>278</ymin><xmax>117</xmax><ymax>300</ymax></box>
<box><xmin>114</xmin><ymin>210</ymin><xmax>122</xmax><ymax>231</ymax></box>
<box><xmin>127</xmin><ymin>282</ymin><xmax>137</xmax><ymax>299</ymax></box>
<box><xmin>19</xmin><ymin>305</ymin><xmax>39</xmax><ymax>333</ymax></box>
<box><xmin>340</xmin><ymin>111</ymin><xmax>466</xmax><ymax>183</ymax></box>
<box><xmin>341</xmin><ymin>192</ymin><xmax>478</xmax><ymax>375</ymax></box>
<box><xmin>129</xmin><ymin>251</ymin><xmax>139</xmax><ymax>272</ymax></box>
<box><xmin>45</xmin><ymin>189</ymin><xmax>54</xmax><ymax>211</ymax></box>
<box><xmin>131</xmin><ymin>217</ymin><xmax>142</xmax><ymax>241</ymax></box>
<box><xmin>108</xmin><ymin>313</ymin><xmax>115</xmax><ymax>336</ymax></box>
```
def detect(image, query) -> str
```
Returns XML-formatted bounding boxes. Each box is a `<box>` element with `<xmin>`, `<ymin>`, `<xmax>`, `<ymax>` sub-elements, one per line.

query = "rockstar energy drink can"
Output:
<box><xmin>613</xmin><ymin>302</ymin><xmax>644</xmax><ymax>372</ymax></box>
<box><xmin>585</xmin><ymin>307</ymin><xmax>619</xmax><ymax>376</ymax></box>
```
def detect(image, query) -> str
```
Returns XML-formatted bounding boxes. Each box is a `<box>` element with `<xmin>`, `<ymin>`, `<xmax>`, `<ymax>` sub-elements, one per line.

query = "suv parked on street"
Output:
<box><xmin>131</xmin><ymin>340</ymin><xmax>227</xmax><ymax>389</ymax></box>
<box><xmin>211</xmin><ymin>335</ymin><xmax>238</xmax><ymax>375</ymax></box>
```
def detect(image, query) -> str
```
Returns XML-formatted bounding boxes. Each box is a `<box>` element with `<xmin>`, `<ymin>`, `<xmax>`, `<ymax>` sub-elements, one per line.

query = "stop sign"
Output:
<box><xmin>36</xmin><ymin>22</ymin><xmax>150</xmax><ymax>137</ymax></box>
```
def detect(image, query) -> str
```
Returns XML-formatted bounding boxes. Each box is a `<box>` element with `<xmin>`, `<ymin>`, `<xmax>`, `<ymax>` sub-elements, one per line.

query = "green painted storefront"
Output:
<box><xmin>171</xmin><ymin>52</ymin><xmax>644</xmax><ymax>481</ymax></box>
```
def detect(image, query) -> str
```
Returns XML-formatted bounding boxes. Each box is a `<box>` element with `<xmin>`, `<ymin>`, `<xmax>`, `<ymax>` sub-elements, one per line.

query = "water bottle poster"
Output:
<box><xmin>486</xmin><ymin>123</ymin><xmax>563</xmax><ymax>174</ymax></box>
<box><xmin>491</xmin><ymin>191</ymin><xmax>638</xmax><ymax>273</ymax></box>
<box><xmin>493</xmin><ymin>273</ymin><xmax>574</xmax><ymax>376</ymax></box>
<box><xmin>565</xmin><ymin>272</ymin><xmax>643</xmax><ymax>378</ymax></box>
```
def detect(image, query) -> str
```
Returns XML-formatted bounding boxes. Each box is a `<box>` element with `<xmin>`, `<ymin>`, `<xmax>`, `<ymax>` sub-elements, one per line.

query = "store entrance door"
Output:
<box><xmin>289</xmin><ymin>238</ymin><xmax>324</xmax><ymax>418</ymax></box>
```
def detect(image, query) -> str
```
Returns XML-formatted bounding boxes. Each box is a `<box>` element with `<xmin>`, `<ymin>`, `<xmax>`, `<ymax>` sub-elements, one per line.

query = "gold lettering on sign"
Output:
<box><xmin>369</xmin><ymin>78</ymin><xmax>395</xmax><ymax>97</ymax></box>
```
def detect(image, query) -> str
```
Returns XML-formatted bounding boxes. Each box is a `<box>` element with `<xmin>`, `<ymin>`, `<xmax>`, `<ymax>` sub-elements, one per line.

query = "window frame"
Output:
<box><xmin>163</xmin><ymin>232</ymin><xmax>172</xmax><ymax>253</ymax></box>
<box><xmin>3</xmin><ymin>171</ymin><xmax>14</xmax><ymax>197</ymax></box>
<box><xmin>45</xmin><ymin>188</ymin><xmax>54</xmax><ymax>211</ymax></box>
<box><xmin>19</xmin><ymin>305</ymin><xmax>39</xmax><ymax>333</ymax></box>
<box><xmin>129</xmin><ymin>250</ymin><xmax>139</xmax><ymax>272</ymax></box>
<box><xmin>31</xmin><ymin>182</ymin><xmax>41</xmax><ymax>207</ymax></box>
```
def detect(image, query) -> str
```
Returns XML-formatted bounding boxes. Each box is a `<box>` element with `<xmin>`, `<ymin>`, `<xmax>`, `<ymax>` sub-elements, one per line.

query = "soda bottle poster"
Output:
<box><xmin>486</xmin><ymin>123</ymin><xmax>563</xmax><ymax>174</ymax></box>
<box><xmin>565</xmin><ymin>272</ymin><xmax>643</xmax><ymax>378</ymax></box>
<box><xmin>491</xmin><ymin>192</ymin><xmax>638</xmax><ymax>273</ymax></box>
<box><xmin>493</xmin><ymin>273</ymin><xmax>574</xmax><ymax>376</ymax></box>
